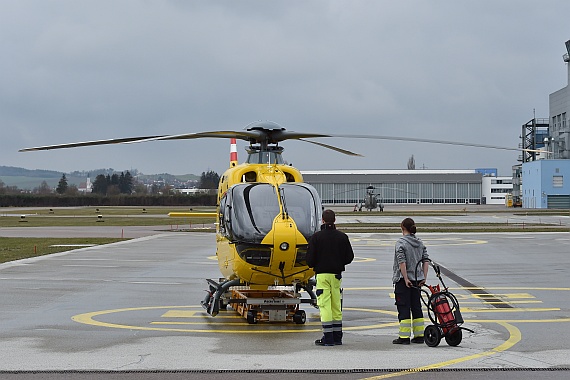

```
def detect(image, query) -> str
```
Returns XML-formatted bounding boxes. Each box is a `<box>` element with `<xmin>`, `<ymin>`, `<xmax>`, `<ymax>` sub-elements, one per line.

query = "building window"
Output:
<box><xmin>553</xmin><ymin>176</ymin><xmax>563</xmax><ymax>188</ymax></box>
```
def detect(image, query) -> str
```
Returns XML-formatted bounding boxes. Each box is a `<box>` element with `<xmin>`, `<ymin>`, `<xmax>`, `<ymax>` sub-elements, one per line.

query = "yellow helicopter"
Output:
<box><xmin>19</xmin><ymin>121</ymin><xmax>543</xmax><ymax>324</ymax></box>
<box><xmin>19</xmin><ymin>121</ymin><xmax>362</xmax><ymax>323</ymax></box>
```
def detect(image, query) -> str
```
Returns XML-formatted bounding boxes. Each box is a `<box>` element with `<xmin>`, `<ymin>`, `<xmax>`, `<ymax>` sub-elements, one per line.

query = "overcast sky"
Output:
<box><xmin>2</xmin><ymin>0</ymin><xmax>569</xmax><ymax>177</ymax></box>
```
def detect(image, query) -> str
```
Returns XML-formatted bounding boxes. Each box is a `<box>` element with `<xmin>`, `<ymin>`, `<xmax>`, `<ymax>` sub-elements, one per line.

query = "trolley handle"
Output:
<box><xmin>430</xmin><ymin>260</ymin><xmax>441</xmax><ymax>277</ymax></box>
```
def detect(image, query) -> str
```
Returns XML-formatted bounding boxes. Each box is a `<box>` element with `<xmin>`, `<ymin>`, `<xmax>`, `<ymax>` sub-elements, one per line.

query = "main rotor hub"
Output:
<box><xmin>244</xmin><ymin>121</ymin><xmax>288</xmax><ymax>147</ymax></box>
<box><xmin>245</xmin><ymin>121</ymin><xmax>285</xmax><ymax>132</ymax></box>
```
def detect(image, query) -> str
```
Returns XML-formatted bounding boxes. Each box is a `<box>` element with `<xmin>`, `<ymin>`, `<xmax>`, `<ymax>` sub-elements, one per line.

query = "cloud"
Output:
<box><xmin>2</xmin><ymin>0</ymin><xmax>569</xmax><ymax>176</ymax></box>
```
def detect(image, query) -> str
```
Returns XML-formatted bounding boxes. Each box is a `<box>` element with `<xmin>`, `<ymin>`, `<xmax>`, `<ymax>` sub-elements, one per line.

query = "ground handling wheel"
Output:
<box><xmin>444</xmin><ymin>328</ymin><xmax>462</xmax><ymax>346</ymax></box>
<box><xmin>246</xmin><ymin>310</ymin><xmax>258</xmax><ymax>324</ymax></box>
<box><xmin>424</xmin><ymin>325</ymin><xmax>442</xmax><ymax>347</ymax></box>
<box><xmin>293</xmin><ymin>310</ymin><xmax>306</xmax><ymax>324</ymax></box>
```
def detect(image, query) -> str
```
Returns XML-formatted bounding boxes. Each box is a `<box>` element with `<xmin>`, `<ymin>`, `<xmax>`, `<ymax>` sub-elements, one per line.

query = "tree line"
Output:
<box><xmin>0</xmin><ymin>170</ymin><xmax>220</xmax><ymax>207</ymax></box>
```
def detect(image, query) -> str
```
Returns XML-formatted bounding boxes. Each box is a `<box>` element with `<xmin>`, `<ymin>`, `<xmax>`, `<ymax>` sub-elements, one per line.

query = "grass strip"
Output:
<box><xmin>0</xmin><ymin>237</ymin><xmax>126</xmax><ymax>264</ymax></box>
<box><xmin>0</xmin><ymin>215</ymin><xmax>215</xmax><ymax>227</ymax></box>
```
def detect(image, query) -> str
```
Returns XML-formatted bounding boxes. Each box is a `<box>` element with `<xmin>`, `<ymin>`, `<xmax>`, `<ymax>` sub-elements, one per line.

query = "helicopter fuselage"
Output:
<box><xmin>215</xmin><ymin>148</ymin><xmax>322</xmax><ymax>289</ymax></box>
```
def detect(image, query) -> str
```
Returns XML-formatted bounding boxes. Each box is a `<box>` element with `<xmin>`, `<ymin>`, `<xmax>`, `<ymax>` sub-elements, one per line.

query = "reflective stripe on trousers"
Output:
<box><xmin>399</xmin><ymin>317</ymin><xmax>425</xmax><ymax>338</ymax></box>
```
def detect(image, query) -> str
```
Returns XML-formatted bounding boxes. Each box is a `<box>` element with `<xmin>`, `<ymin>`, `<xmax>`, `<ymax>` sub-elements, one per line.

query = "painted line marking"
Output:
<box><xmin>161</xmin><ymin>310</ymin><xmax>202</xmax><ymax>318</ymax></box>
<box><xmin>72</xmin><ymin>306</ymin><xmax>399</xmax><ymax>333</ymax></box>
<box><xmin>351</xmin><ymin>238</ymin><xmax>488</xmax><ymax>247</ymax></box>
<box><xmin>361</xmin><ymin>322</ymin><xmax>521</xmax><ymax>380</ymax></box>
<box><xmin>50</xmin><ymin>244</ymin><xmax>97</xmax><ymax>247</ymax></box>
<box><xmin>354</xmin><ymin>256</ymin><xmax>376</xmax><ymax>263</ymax></box>
<box><xmin>459</xmin><ymin>300</ymin><xmax>542</xmax><ymax>305</ymax></box>
<box><xmin>151</xmin><ymin>321</ymin><xmax>324</xmax><ymax>326</ymax></box>
<box><xmin>462</xmin><ymin>307</ymin><xmax>560</xmax><ymax>313</ymax></box>
<box><xmin>470</xmin><ymin>318</ymin><xmax>570</xmax><ymax>323</ymax></box>
<box><xmin>386</xmin><ymin>292</ymin><xmax>537</xmax><ymax>300</ymax></box>
<box><xmin>472</xmin><ymin>293</ymin><xmax>535</xmax><ymax>299</ymax></box>
<box><xmin>343</xmin><ymin>287</ymin><xmax>570</xmax><ymax>291</ymax></box>
<box><xmin>63</xmin><ymin>265</ymin><xmax>119</xmax><ymax>268</ymax></box>
<box><xmin>161</xmin><ymin>310</ymin><xmax>242</xmax><ymax>318</ymax></box>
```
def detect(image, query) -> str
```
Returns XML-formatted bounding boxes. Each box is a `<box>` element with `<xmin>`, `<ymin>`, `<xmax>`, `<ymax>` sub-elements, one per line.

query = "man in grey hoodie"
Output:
<box><xmin>392</xmin><ymin>217</ymin><xmax>430</xmax><ymax>344</ymax></box>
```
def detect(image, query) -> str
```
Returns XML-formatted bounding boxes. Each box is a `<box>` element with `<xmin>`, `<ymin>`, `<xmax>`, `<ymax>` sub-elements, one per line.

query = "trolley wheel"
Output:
<box><xmin>293</xmin><ymin>310</ymin><xmax>306</xmax><ymax>324</ymax></box>
<box><xmin>445</xmin><ymin>328</ymin><xmax>462</xmax><ymax>346</ymax></box>
<box><xmin>246</xmin><ymin>311</ymin><xmax>258</xmax><ymax>324</ymax></box>
<box><xmin>424</xmin><ymin>325</ymin><xmax>441</xmax><ymax>347</ymax></box>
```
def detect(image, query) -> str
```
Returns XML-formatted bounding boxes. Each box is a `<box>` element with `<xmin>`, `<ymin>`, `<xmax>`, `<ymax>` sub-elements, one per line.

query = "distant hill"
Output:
<box><xmin>0</xmin><ymin>166</ymin><xmax>62</xmax><ymax>178</ymax></box>
<box><xmin>0</xmin><ymin>166</ymin><xmax>200</xmax><ymax>190</ymax></box>
<box><xmin>0</xmin><ymin>166</ymin><xmax>89</xmax><ymax>189</ymax></box>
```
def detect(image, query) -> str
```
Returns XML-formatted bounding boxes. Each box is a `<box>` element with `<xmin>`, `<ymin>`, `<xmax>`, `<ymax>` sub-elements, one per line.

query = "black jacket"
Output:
<box><xmin>306</xmin><ymin>224</ymin><xmax>354</xmax><ymax>275</ymax></box>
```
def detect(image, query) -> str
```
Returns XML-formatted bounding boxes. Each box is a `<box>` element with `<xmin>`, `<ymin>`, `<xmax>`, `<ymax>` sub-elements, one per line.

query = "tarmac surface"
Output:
<box><xmin>1</xmin><ymin>208</ymin><xmax>570</xmax><ymax>379</ymax></box>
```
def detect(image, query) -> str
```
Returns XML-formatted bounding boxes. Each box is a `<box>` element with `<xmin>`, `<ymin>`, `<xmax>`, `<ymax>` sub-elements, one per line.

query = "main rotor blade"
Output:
<box><xmin>19</xmin><ymin>126</ymin><xmax>545</xmax><ymax>155</ymax></box>
<box><xmin>134</xmin><ymin>130</ymin><xmax>333</xmax><ymax>144</ymax></box>
<box><xmin>19</xmin><ymin>135</ymin><xmax>167</xmax><ymax>152</ymax></box>
<box><xmin>298</xmin><ymin>139</ymin><xmax>362</xmax><ymax>156</ymax></box>
<box><xmin>17</xmin><ymin>129</ymin><xmax>329</xmax><ymax>152</ymax></box>
<box><xmin>129</xmin><ymin>130</ymin><xmax>263</xmax><ymax>143</ymax></box>
<box><xmin>331</xmin><ymin>134</ymin><xmax>545</xmax><ymax>153</ymax></box>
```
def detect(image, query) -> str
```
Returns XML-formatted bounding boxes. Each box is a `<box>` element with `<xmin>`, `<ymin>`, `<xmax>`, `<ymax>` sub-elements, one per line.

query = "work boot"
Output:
<box><xmin>392</xmin><ymin>337</ymin><xmax>410</xmax><ymax>345</ymax></box>
<box><xmin>333</xmin><ymin>331</ymin><xmax>343</xmax><ymax>345</ymax></box>
<box><xmin>315</xmin><ymin>332</ymin><xmax>334</xmax><ymax>346</ymax></box>
<box><xmin>411</xmin><ymin>336</ymin><xmax>424</xmax><ymax>344</ymax></box>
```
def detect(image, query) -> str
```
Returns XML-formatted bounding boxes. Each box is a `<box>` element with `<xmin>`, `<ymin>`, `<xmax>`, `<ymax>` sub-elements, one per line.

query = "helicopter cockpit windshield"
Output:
<box><xmin>227</xmin><ymin>183</ymin><xmax>280</xmax><ymax>243</ymax></box>
<box><xmin>223</xmin><ymin>182</ymin><xmax>321</xmax><ymax>244</ymax></box>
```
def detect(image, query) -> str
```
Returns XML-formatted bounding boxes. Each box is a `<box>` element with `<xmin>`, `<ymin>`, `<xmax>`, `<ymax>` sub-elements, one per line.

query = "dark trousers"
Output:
<box><xmin>394</xmin><ymin>278</ymin><xmax>423</xmax><ymax>321</ymax></box>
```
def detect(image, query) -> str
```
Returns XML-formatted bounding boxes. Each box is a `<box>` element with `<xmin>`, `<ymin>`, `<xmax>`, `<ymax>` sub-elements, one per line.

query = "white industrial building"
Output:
<box><xmin>481</xmin><ymin>175</ymin><xmax>513</xmax><ymax>205</ymax></box>
<box><xmin>517</xmin><ymin>39</ymin><xmax>570</xmax><ymax>208</ymax></box>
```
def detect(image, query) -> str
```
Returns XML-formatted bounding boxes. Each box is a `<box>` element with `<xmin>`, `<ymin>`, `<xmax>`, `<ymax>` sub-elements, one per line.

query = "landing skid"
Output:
<box><xmin>201</xmin><ymin>278</ymin><xmax>317</xmax><ymax>324</ymax></box>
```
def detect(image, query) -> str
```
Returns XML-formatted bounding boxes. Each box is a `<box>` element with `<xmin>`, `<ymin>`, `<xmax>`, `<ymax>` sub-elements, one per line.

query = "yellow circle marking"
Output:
<box><xmin>208</xmin><ymin>255</ymin><xmax>375</xmax><ymax>263</ymax></box>
<box><xmin>72</xmin><ymin>306</ymin><xmax>398</xmax><ymax>333</ymax></box>
<box><xmin>353</xmin><ymin>256</ymin><xmax>376</xmax><ymax>263</ymax></box>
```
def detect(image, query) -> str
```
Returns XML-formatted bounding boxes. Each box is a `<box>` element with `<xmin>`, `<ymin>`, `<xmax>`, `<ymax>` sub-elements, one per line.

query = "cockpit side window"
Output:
<box><xmin>245</xmin><ymin>151</ymin><xmax>284</xmax><ymax>165</ymax></box>
<box><xmin>279</xmin><ymin>183</ymin><xmax>322</xmax><ymax>240</ymax></box>
<box><xmin>243</xmin><ymin>171</ymin><xmax>257</xmax><ymax>182</ymax></box>
<box><xmin>218</xmin><ymin>192</ymin><xmax>231</xmax><ymax>238</ymax></box>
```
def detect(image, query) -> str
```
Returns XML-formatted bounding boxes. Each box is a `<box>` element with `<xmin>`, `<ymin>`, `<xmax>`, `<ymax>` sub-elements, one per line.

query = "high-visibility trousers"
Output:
<box><xmin>316</xmin><ymin>273</ymin><xmax>343</xmax><ymax>334</ymax></box>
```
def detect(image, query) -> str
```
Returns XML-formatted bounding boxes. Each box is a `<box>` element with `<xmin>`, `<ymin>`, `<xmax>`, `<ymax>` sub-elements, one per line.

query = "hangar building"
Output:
<box><xmin>301</xmin><ymin>170</ymin><xmax>483</xmax><ymax>206</ymax></box>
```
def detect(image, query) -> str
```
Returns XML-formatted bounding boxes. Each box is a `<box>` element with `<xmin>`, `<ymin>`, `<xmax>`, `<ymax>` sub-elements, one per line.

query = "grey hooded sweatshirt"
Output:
<box><xmin>392</xmin><ymin>234</ymin><xmax>429</xmax><ymax>284</ymax></box>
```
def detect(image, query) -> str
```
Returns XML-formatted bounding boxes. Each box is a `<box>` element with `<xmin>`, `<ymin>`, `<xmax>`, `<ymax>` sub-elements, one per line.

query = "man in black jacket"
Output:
<box><xmin>307</xmin><ymin>209</ymin><xmax>354</xmax><ymax>346</ymax></box>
